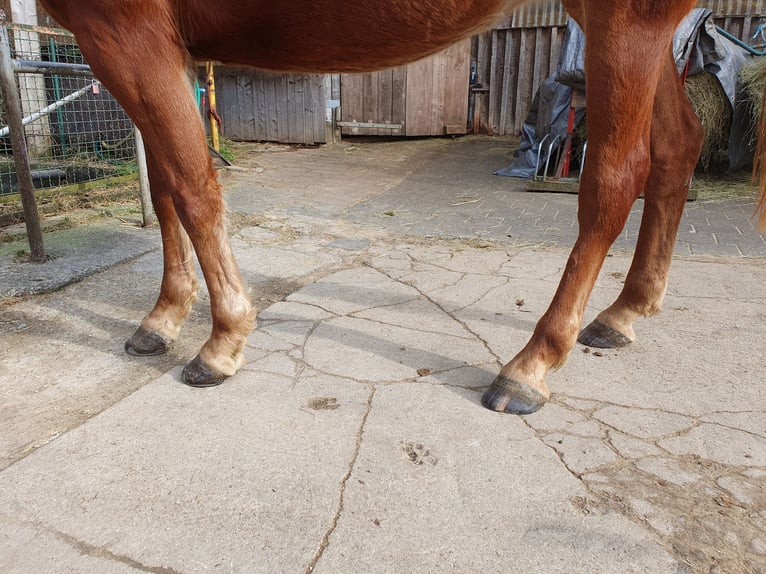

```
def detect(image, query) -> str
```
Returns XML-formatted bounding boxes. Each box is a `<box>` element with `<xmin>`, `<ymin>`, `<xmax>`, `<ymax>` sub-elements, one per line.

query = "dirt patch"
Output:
<box><xmin>0</xmin><ymin>181</ymin><xmax>142</xmax><ymax>227</ymax></box>
<box><xmin>580</xmin><ymin>456</ymin><xmax>766</xmax><ymax>573</ymax></box>
<box><xmin>691</xmin><ymin>173</ymin><xmax>757</xmax><ymax>202</ymax></box>
<box><xmin>306</xmin><ymin>396</ymin><xmax>340</xmax><ymax>411</ymax></box>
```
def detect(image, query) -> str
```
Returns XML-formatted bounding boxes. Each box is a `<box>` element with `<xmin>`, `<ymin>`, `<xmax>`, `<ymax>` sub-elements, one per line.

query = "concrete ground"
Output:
<box><xmin>0</xmin><ymin>136</ymin><xmax>764</xmax><ymax>574</ymax></box>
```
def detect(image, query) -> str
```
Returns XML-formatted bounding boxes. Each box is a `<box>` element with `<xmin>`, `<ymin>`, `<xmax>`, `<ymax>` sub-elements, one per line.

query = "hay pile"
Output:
<box><xmin>740</xmin><ymin>56</ymin><xmax>766</xmax><ymax>127</ymax></box>
<box><xmin>684</xmin><ymin>71</ymin><xmax>732</xmax><ymax>172</ymax></box>
<box><xmin>569</xmin><ymin>71</ymin><xmax>732</xmax><ymax>174</ymax></box>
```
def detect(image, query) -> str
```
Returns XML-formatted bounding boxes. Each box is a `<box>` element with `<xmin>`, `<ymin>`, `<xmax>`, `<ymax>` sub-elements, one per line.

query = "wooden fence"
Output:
<box><xmin>472</xmin><ymin>3</ymin><xmax>766</xmax><ymax>136</ymax></box>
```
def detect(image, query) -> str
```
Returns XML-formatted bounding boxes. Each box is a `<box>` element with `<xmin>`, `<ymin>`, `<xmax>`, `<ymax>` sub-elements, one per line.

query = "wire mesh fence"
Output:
<box><xmin>0</xmin><ymin>24</ymin><xmax>137</xmax><ymax>198</ymax></box>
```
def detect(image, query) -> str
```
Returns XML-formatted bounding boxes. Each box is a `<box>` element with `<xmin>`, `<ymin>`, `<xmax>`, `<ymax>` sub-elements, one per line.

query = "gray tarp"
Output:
<box><xmin>495</xmin><ymin>9</ymin><xmax>754</xmax><ymax>178</ymax></box>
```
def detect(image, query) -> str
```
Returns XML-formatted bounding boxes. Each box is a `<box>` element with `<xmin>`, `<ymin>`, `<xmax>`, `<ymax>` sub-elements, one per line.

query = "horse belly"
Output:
<box><xmin>183</xmin><ymin>0</ymin><xmax>514</xmax><ymax>72</ymax></box>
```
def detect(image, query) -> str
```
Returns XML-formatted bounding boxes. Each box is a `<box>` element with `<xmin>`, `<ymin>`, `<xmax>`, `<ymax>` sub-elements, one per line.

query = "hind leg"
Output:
<box><xmin>578</xmin><ymin>52</ymin><xmax>703</xmax><ymax>349</ymax></box>
<box><xmin>70</xmin><ymin>7</ymin><xmax>254</xmax><ymax>385</ymax></box>
<box><xmin>482</xmin><ymin>0</ymin><xmax>697</xmax><ymax>414</ymax></box>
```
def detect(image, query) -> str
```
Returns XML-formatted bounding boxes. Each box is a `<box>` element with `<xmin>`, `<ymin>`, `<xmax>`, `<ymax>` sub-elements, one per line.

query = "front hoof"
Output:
<box><xmin>577</xmin><ymin>320</ymin><xmax>632</xmax><ymax>349</ymax></box>
<box><xmin>182</xmin><ymin>355</ymin><xmax>228</xmax><ymax>388</ymax></box>
<box><xmin>481</xmin><ymin>375</ymin><xmax>548</xmax><ymax>415</ymax></box>
<box><xmin>125</xmin><ymin>327</ymin><xmax>172</xmax><ymax>356</ymax></box>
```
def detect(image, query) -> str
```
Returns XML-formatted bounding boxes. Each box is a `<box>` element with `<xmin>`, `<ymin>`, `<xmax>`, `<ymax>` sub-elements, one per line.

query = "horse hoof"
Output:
<box><xmin>125</xmin><ymin>327</ymin><xmax>172</xmax><ymax>356</ymax></box>
<box><xmin>481</xmin><ymin>375</ymin><xmax>548</xmax><ymax>415</ymax></box>
<box><xmin>577</xmin><ymin>320</ymin><xmax>632</xmax><ymax>349</ymax></box>
<box><xmin>182</xmin><ymin>355</ymin><xmax>228</xmax><ymax>388</ymax></box>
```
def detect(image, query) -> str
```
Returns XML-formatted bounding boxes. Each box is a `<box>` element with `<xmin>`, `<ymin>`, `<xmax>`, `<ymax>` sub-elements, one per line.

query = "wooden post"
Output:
<box><xmin>134</xmin><ymin>127</ymin><xmax>154</xmax><ymax>227</ymax></box>
<box><xmin>0</xmin><ymin>14</ymin><xmax>44</xmax><ymax>261</ymax></box>
<box><xmin>205</xmin><ymin>61</ymin><xmax>220</xmax><ymax>152</ymax></box>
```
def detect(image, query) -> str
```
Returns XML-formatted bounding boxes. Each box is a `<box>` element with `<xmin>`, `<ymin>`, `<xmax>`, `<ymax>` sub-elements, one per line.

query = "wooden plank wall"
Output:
<box><xmin>340</xmin><ymin>39</ymin><xmax>472</xmax><ymax>137</ymax></box>
<box><xmin>215</xmin><ymin>67</ymin><xmax>327</xmax><ymax>144</ymax></box>
<box><xmin>472</xmin><ymin>25</ymin><xmax>566</xmax><ymax>136</ymax></box>
<box><xmin>713</xmin><ymin>14</ymin><xmax>766</xmax><ymax>40</ymax></box>
<box><xmin>473</xmin><ymin>10</ymin><xmax>763</xmax><ymax>136</ymax></box>
<box><xmin>340</xmin><ymin>68</ymin><xmax>406</xmax><ymax>136</ymax></box>
<box><xmin>405</xmin><ymin>39</ymin><xmax>472</xmax><ymax>136</ymax></box>
<box><xmin>503</xmin><ymin>1</ymin><xmax>766</xmax><ymax>27</ymax></box>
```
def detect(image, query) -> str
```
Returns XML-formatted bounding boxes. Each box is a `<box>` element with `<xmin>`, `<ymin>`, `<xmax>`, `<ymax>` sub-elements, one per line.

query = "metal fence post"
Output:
<box><xmin>134</xmin><ymin>127</ymin><xmax>153</xmax><ymax>227</ymax></box>
<box><xmin>0</xmin><ymin>13</ymin><xmax>44</xmax><ymax>262</ymax></box>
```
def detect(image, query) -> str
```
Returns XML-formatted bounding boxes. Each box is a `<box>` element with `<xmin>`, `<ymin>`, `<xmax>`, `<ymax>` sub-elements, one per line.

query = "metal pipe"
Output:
<box><xmin>48</xmin><ymin>37</ymin><xmax>68</xmax><ymax>154</ymax></box>
<box><xmin>534</xmin><ymin>133</ymin><xmax>551</xmax><ymax>181</ymax></box>
<box><xmin>579</xmin><ymin>142</ymin><xmax>587</xmax><ymax>182</ymax></box>
<box><xmin>13</xmin><ymin>58</ymin><xmax>91</xmax><ymax>74</ymax></box>
<box><xmin>714</xmin><ymin>26</ymin><xmax>766</xmax><ymax>56</ymax></box>
<box><xmin>0</xmin><ymin>80</ymin><xmax>99</xmax><ymax>137</ymax></box>
<box><xmin>544</xmin><ymin>135</ymin><xmax>561</xmax><ymax>181</ymax></box>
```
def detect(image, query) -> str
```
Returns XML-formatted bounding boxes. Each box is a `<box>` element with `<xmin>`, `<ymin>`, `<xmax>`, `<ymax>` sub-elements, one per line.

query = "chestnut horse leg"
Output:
<box><xmin>124</xmin><ymin>158</ymin><xmax>199</xmax><ymax>356</ymax></box>
<box><xmin>578</xmin><ymin>52</ymin><xmax>703</xmax><ymax>348</ymax></box>
<box><xmin>482</xmin><ymin>0</ymin><xmax>697</xmax><ymax>414</ymax></box>
<box><xmin>72</xmin><ymin>12</ymin><xmax>255</xmax><ymax>386</ymax></box>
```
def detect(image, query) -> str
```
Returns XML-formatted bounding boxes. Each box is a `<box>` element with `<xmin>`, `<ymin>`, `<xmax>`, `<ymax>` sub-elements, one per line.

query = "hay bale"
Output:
<box><xmin>684</xmin><ymin>71</ymin><xmax>731</xmax><ymax>172</ymax></box>
<box><xmin>569</xmin><ymin>72</ymin><xmax>731</xmax><ymax>174</ymax></box>
<box><xmin>740</xmin><ymin>56</ymin><xmax>766</xmax><ymax>126</ymax></box>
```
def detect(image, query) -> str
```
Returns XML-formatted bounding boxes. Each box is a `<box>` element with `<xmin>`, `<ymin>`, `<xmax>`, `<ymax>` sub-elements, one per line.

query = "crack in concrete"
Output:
<box><xmin>0</xmin><ymin>514</ymin><xmax>183</xmax><ymax>574</ymax></box>
<box><xmin>305</xmin><ymin>383</ymin><xmax>376</xmax><ymax>574</ymax></box>
<box><xmin>372</xmin><ymin>264</ymin><xmax>503</xmax><ymax>367</ymax></box>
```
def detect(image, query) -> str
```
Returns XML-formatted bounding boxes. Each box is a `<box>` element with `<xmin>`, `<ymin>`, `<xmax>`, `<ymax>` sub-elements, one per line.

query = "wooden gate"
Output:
<box><xmin>339</xmin><ymin>39</ymin><xmax>472</xmax><ymax>137</ymax></box>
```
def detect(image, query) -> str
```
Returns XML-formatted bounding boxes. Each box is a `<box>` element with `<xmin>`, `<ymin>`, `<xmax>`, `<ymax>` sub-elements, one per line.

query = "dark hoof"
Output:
<box><xmin>577</xmin><ymin>320</ymin><xmax>632</xmax><ymax>349</ymax></box>
<box><xmin>125</xmin><ymin>327</ymin><xmax>172</xmax><ymax>356</ymax></box>
<box><xmin>481</xmin><ymin>375</ymin><xmax>547</xmax><ymax>415</ymax></box>
<box><xmin>181</xmin><ymin>355</ymin><xmax>227</xmax><ymax>388</ymax></box>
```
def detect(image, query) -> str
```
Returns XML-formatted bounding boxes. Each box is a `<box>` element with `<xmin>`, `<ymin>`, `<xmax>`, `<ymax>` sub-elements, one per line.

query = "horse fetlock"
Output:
<box><xmin>199</xmin><ymin>333</ymin><xmax>247</xmax><ymax>377</ymax></box>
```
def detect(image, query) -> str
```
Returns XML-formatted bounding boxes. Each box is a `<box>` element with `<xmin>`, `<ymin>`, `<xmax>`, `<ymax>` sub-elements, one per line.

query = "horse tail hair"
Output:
<box><xmin>756</xmin><ymin>88</ymin><xmax>766</xmax><ymax>230</ymax></box>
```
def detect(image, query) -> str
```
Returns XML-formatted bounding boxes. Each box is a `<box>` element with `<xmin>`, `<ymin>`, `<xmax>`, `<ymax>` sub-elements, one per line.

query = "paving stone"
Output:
<box><xmin>352</xmin><ymin>298</ymin><xmax>473</xmax><ymax>338</ymax></box>
<box><xmin>0</xmin><ymin>517</ymin><xmax>141</xmax><ymax>573</ymax></box>
<box><xmin>542</xmin><ymin>433</ymin><xmax>619</xmax><ymax>475</ymax></box>
<box><xmin>607</xmin><ymin>430</ymin><xmax>664</xmax><ymax>459</ymax></box>
<box><xmin>526</xmin><ymin>403</ymin><xmax>599</xmax><ymax>435</ymax></box>
<box><xmin>303</xmin><ymin>315</ymin><xmax>493</xmax><ymax>383</ymax></box>
<box><xmin>3</xmin><ymin>135</ymin><xmax>764</xmax><ymax>574</ymax></box>
<box><xmin>628</xmin><ymin>498</ymin><xmax>677</xmax><ymax>536</ymax></box>
<box><xmin>426</xmin><ymin>273</ymin><xmax>509</xmax><ymax>313</ymax></box>
<box><xmin>635</xmin><ymin>457</ymin><xmax>701</xmax><ymax>487</ymax></box>
<box><xmin>289</xmin><ymin>267</ymin><xmax>417</xmax><ymax>316</ymax></box>
<box><xmin>592</xmin><ymin>405</ymin><xmax>696</xmax><ymax>439</ymax></box>
<box><xmin>715</xmin><ymin>475</ymin><xmax>765</xmax><ymax>506</ymax></box>
<box><xmin>658</xmin><ymin>424</ymin><xmax>766</xmax><ymax>467</ymax></box>
<box><xmin>258</xmin><ymin>301</ymin><xmax>334</xmax><ymax>323</ymax></box>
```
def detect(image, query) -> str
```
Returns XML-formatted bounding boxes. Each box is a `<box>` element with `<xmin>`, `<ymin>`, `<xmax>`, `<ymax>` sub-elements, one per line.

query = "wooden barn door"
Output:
<box><xmin>340</xmin><ymin>39</ymin><xmax>471</xmax><ymax>137</ymax></box>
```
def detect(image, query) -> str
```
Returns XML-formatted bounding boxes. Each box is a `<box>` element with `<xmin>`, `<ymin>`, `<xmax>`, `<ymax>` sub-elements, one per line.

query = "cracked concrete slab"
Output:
<box><xmin>0</xmin><ymin>368</ymin><xmax>373</xmax><ymax>573</ymax></box>
<box><xmin>1</xmin><ymin>137</ymin><xmax>765</xmax><ymax>573</ymax></box>
<box><xmin>313</xmin><ymin>384</ymin><xmax>678</xmax><ymax>574</ymax></box>
<box><xmin>0</xmin><ymin>220</ymin><xmax>161</xmax><ymax>297</ymax></box>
